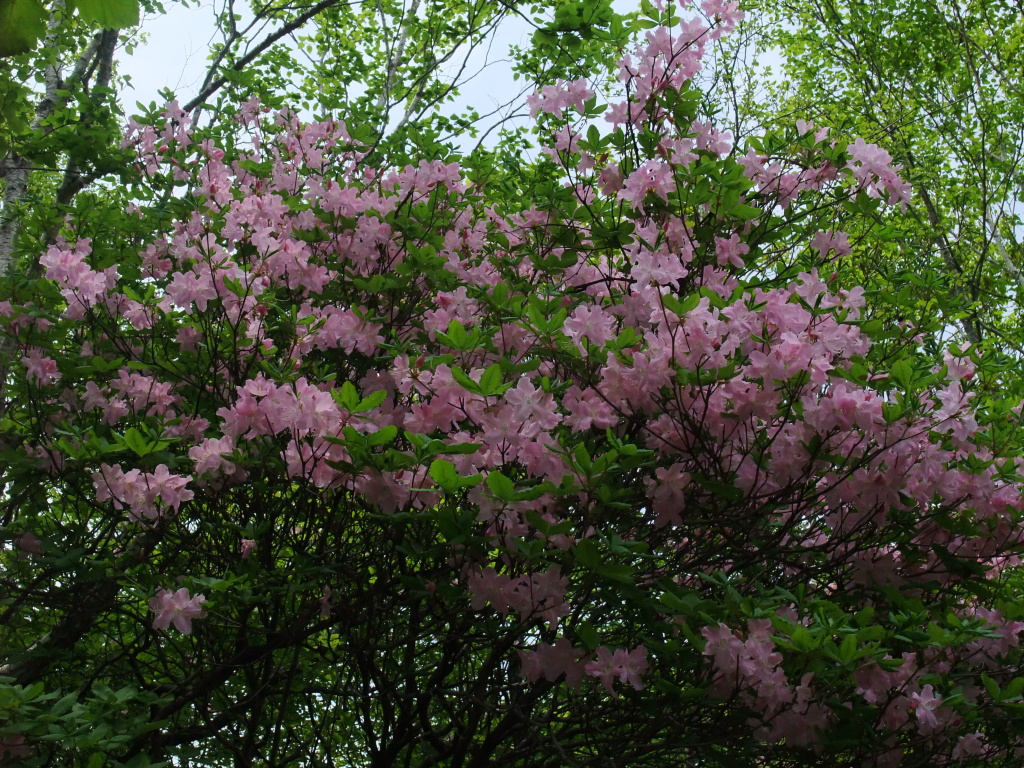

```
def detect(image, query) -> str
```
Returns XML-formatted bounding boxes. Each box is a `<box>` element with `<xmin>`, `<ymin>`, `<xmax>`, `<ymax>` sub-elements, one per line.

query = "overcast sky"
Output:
<box><xmin>117</xmin><ymin>1</ymin><xmax>627</xmax><ymax>148</ymax></box>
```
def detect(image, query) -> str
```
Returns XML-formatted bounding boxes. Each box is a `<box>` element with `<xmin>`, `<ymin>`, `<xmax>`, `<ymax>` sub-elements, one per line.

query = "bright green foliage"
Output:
<box><xmin>2</xmin><ymin>1</ymin><xmax>1024</xmax><ymax>767</ymax></box>
<box><xmin>0</xmin><ymin>0</ymin><xmax>47</xmax><ymax>57</ymax></box>
<box><xmin>0</xmin><ymin>0</ymin><xmax>140</xmax><ymax>56</ymax></box>
<box><xmin>737</xmin><ymin>0</ymin><xmax>1024</xmax><ymax>357</ymax></box>
<box><xmin>71</xmin><ymin>0</ymin><xmax>139</xmax><ymax>28</ymax></box>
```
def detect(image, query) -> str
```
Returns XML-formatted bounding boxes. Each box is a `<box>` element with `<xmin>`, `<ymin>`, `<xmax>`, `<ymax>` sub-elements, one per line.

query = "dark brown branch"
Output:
<box><xmin>183</xmin><ymin>0</ymin><xmax>350</xmax><ymax>116</ymax></box>
<box><xmin>0</xmin><ymin>523</ymin><xmax>166</xmax><ymax>686</ymax></box>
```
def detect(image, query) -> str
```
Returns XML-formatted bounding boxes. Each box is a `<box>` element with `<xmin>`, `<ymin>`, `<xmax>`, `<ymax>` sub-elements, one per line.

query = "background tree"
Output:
<box><xmin>0</xmin><ymin>0</ymin><xmax>640</xmax><ymax>272</ymax></box>
<box><xmin>723</xmin><ymin>0</ymin><xmax>1024</xmax><ymax>354</ymax></box>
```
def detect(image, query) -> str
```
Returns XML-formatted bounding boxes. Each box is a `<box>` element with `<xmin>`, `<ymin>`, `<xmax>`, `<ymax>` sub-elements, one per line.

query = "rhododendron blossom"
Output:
<box><xmin>3</xmin><ymin>2</ymin><xmax>1023</xmax><ymax>765</ymax></box>
<box><xmin>149</xmin><ymin>588</ymin><xmax>207</xmax><ymax>634</ymax></box>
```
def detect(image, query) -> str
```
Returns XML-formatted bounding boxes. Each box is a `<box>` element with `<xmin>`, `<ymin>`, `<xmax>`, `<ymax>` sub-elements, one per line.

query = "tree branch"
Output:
<box><xmin>184</xmin><ymin>0</ymin><xmax>349</xmax><ymax>117</ymax></box>
<box><xmin>0</xmin><ymin>523</ymin><xmax>167</xmax><ymax>686</ymax></box>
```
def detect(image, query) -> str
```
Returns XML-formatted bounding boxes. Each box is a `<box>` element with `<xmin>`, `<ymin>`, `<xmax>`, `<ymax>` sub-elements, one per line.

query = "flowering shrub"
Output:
<box><xmin>1</xmin><ymin>2</ymin><xmax>1022</xmax><ymax>766</ymax></box>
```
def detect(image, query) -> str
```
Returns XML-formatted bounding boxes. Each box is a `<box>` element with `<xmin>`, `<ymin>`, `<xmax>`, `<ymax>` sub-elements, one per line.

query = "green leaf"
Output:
<box><xmin>889</xmin><ymin>359</ymin><xmax>914</xmax><ymax>388</ymax></box>
<box><xmin>334</xmin><ymin>381</ymin><xmax>359</xmax><ymax>411</ymax></box>
<box><xmin>981</xmin><ymin>672</ymin><xmax>1001</xmax><ymax>701</ymax></box>
<box><xmin>367</xmin><ymin>425</ymin><xmax>398</xmax><ymax>447</ymax></box>
<box><xmin>0</xmin><ymin>0</ymin><xmax>47</xmax><ymax>57</ymax></box>
<box><xmin>575</xmin><ymin>620</ymin><xmax>600</xmax><ymax>650</ymax></box>
<box><xmin>353</xmin><ymin>389</ymin><xmax>387</xmax><ymax>413</ymax></box>
<box><xmin>839</xmin><ymin>633</ymin><xmax>859</xmax><ymax>664</ymax></box>
<box><xmin>428</xmin><ymin>459</ymin><xmax>481</xmax><ymax>491</ymax></box>
<box><xmin>429</xmin><ymin>459</ymin><xmax>460</xmax><ymax>491</ymax></box>
<box><xmin>931</xmin><ymin>544</ymin><xmax>991</xmax><ymax>578</ymax></box>
<box><xmin>491</xmin><ymin>281</ymin><xmax>509</xmax><ymax>306</ymax></box>
<box><xmin>1004</xmin><ymin>677</ymin><xmax>1024</xmax><ymax>701</ymax></box>
<box><xmin>596</xmin><ymin>562</ymin><xmax>634</xmax><ymax>583</ymax></box>
<box><xmin>443</xmin><ymin>442</ymin><xmax>482</xmax><ymax>455</ymax></box>
<box><xmin>75</xmin><ymin>0</ymin><xmax>140</xmax><ymax>28</ymax></box>
<box><xmin>730</xmin><ymin>203</ymin><xmax>762</xmax><ymax>221</ymax></box>
<box><xmin>237</xmin><ymin>159</ymin><xmax>273</xmax><ymax>177</ymax></box>
<box><xmin>485</xmin><ymin>470</ymin><xmax>516</xmax><ymax>501</ymax></box>
<box><xmin>856</xmin><ymin>625</ymin><xmax>886</xmax><ymax>642</ymax></box>
<box><xmin>789</xmin><ymin>625</ymin><xmax>816</xmax><ymax>652</ymax></box>
<box><xmin>573</xmin><ymin>538</ymin><xmax>601</xmax><ymax>569</ymax></box>
<box><xmin>439</xmin><ymin>319</ymin><xmax>478</xmax><ymax>350</ymax></box>
<box><xmin>118</xmin><ymin>428</ymin><xmax>151</xmax><ymax>457</ymax></box>
<box><xmin>478</xmin><ymin>363</ymin><xmax>504</xmax><ymax>396</ymax></box>
<box><xmin>854</xmin><ymin>606</ymin><xmax>875</xmax><ymax>626</ymax></box>
<box><xmin>451</xmin><ymin>366</ymin><xmax>482</xmax><ymax>395</ymax></box>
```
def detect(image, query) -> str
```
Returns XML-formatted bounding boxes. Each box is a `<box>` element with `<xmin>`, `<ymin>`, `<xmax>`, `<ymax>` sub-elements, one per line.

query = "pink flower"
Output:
<box><xmin>148</xmin><ymin>465</ymin><xmax>194</xmax><ymax>512</ymax></box>
<box><xmin>618</xmin><ymin>159</ymin><xmax>675</xmax><ymax>212</ymax></box>
<box><xmin>809</xmin><ymin>229</ymin><xmax>852</xmax><ymax>258</ymax></box>
<box><xmin>612</xmin><ymin>645</ymin><xmax>649</xmax><ymax>691</ymax></box>
<box><xmin>563</xmin><ymin>385</ymin><xmax>617</xmax><ymax>432</ymax></box>
<box><xmin>701</xmin><ymin>0</ymin><xmax>744</xmax><ymax>38</ymax></box>
<box><xmin>189</xmin><ymin>435</ymin><xmax>238</xmax><ymax>477</ymax></box>
<box><xmin>16</xmin><ymin>531</ymin><xmax>43</xmax><ymax>558</ymax></box>
<box><xmin>585</xmin><ymin>644</ymin><xmax>649</xmax><ymax>696</ymax></box>
<box><xmin>0</xmin><ymin>733</ymin><xmax>30</xmax><ymax>760</ymax></box>
<box><xmin>563</xmin><ymin>305</ymin><xmax>616</xmax><ymax>351</ymax></box>
<box><xmin>952</xmin><ymin>732</ymin><xmax>986</xmax><ymax>761</ymax></box>
<box><xmin>518</xmin><ymin>638</ymin><xmax>587</xmax><ymax>689</ymax></box>
<box><xmin>241</xmin><ymin>539</ymin><xmax>257</xmax><ymax>559</ymax></box>
<box><xmin>21</xmin><ymin>349</ymin><xmax>60</xmax><ymax>385</ymax></box>
<box><xmin>165</xmin><ymin>269</ymin><xmax>218</xmax><ymax>312</ymax></box>
<box><xmin>149</xmin><ymin>587</ymin><xmax>207</xmax><ymax>634</ymax></box>
<box><xmin>909</xmin><ymin>684</ymin><xmax>942</xmax><ymax>731</ymax></box>
<box><xmin>586</xmin><ymin>646</ymin><xmax>619</xmax><ymax>695</ymax></box>
<box><xmin>715</xmin><ymin>233</ymin><xmax>749</xmax><ymax>269</ymax></box>
<box><xmin>526</xmin><ymin>80</ymin><xmax>591</xmax><ymax>120</ymax></box>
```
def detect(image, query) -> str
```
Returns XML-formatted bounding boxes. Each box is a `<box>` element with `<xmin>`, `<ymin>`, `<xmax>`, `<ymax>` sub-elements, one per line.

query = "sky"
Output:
<box><xmin>120</xmin><ymin>0</ymin><xmax>219</xmax><ymax>112</ymax></box>
<box><xmin>112</xmin><ymin>0</ymin><xmax>782</xmax><ymax>155</ymax></box>
<box><xmin>120</xmin><ymin>2</ymin><xmax>589</xmax><ymax>130</ymax></box>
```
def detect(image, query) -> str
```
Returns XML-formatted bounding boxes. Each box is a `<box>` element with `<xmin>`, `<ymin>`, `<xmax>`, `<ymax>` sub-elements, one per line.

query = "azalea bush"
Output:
<box><xmin>1</xmin><ymin>1</ymin><xmax>1024</xmax><ymax>766</ymax></box>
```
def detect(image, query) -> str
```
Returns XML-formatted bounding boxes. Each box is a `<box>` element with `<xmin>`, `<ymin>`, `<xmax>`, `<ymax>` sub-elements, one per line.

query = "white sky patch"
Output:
<box><xmin>116</xmin><ymin>1</ymin><xmax>645</xmax><ymax>148</ymax></box>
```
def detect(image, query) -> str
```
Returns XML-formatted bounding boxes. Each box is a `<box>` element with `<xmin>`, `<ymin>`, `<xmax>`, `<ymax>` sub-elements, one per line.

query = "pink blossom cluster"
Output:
<box><xmin>466</xmin><ymin>565</ymin><xmax>569</xmax><ymax>630</ymax></box>
<box><xmin>39</xmin><ymin>237</ymin><xmax>118</xmax><ymax>318</ymax></box>
<box><xmin>93</xmin><ymin>463</ymin><xmax>195</xmax><ymax>522</ymax></box>
<box><xmin>853</xmin><ymin>656</ymin><xmax>957</xmax><ymax>737</ymax></box>
<box><xmin>148</xmin><ymin>587</ymin><xmax>206</xmax><ymax>634</ymax></box>
<box><xmin>846</xmin><ymin>137</ymin><xmax>912</xmax><ymax>210</ymax></box>
<box><xmin>20</xmin><ymin>348</ymin><xmax>60</xmax><ymax>385</ymax></box>
<box><xmin>584</xmin><ymin>645</ymin><xmax>650</xmax><ymax>697</ymax></box>
<box><xmin>702</xmin><ymin>620</ymin><xmax>830</xmax><ymax>746</ymax></box>
<box><xmin>122</xmin><ymin>99</ymin><xmax>193</xmax><ymax>178</ymax></box>
<box><xmin>3</xmin><ymin>4</ymin><xmax>1020</xmax><ymax>761</ymax></box>
<box><xmin>526</xmin><ymin>78</ymin><xmax>594</xmax><ymax>119</ymax></box>
<box><xmin>517</xmin><ymin>639</ymin><xmax>649</xmax><ymax>697</ymax></box>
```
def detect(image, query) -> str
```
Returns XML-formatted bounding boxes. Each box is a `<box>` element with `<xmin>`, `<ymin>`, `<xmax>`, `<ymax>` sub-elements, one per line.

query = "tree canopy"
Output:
<box><xmin>2</xmin><ymin>1</ymin><xmax>1024</xmax><ymax>767</ymax></box>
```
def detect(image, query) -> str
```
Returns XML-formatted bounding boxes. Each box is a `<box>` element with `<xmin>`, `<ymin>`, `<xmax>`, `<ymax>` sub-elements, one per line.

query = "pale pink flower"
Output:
<box><xmin>586</xmin><ymin>644</ymin><xmax>649</xmax><ymax>696</ymax></box>
<box><xmin>149</xmin><ymin>587</ymin><xmax>206</xmax><ymax>634</ymax></box>
<box><xmin>715</xmin><ymin>233</ymin><xmax>749</xmax><ymax>269</ymax></box>
<box><xmin>16</xmin><ymin>531</ymin><xmax>43</xmax><ymax>558</ymax></box>
<box><xmin>585</xmin><ymin>646</ymin><xmax>619</xmax><ymax>695</ymax></box>
<box><xmin>148</xmin><ymin>464</ymin><xmax>194</xmax><ymax>511</ymax></box>
<box><xmin>518</xmin><ymin>638</ymin><xmax>586</xmax><ymax>689</ymax></box>
<box><xmin>21</xmin><ymin>349</ymin><xmax>60</xmax><ymax>385</ymax></box>
<box><xmin>189</xmin><ymin>435</ymin><xmax>238</xmax><ymax>477</ymax></box>
<box><xmin>909</xmin><ymin>684</ymin><xmax>943</xmax><ymax>731</ymax></box>
<box><xmin>0</xmin><ymin>733</ymin><xmax>30</xmax><ymax>760</ymax></box>
<box><xmin>952</xmin><ymin>732</ymin><xmax>986</xmax><ymax>761</ymax></box>
<box><xmin>612</xmin><ymin>645</ymin><xmax>649</xmax><ymax>691</ymax></box>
